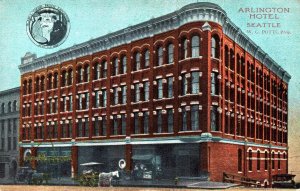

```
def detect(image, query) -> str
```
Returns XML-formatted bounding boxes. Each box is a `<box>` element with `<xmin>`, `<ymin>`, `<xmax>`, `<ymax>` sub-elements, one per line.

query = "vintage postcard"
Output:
<box><xmin>0</xmin><ymin>0</ymin><xmax>299</xmax><ymax>190</ymax></box>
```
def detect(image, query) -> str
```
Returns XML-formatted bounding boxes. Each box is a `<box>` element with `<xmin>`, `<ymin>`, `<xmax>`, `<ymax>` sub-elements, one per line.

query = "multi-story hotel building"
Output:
<box><xmin>19</xmin><ymin>2</ymin><xmax>290</xmax><ymax>185</ymax></box>
<box><xmin>0</xmin><ymin>87</ymin><xmax>19</xmax><ymax>182</ymax></box>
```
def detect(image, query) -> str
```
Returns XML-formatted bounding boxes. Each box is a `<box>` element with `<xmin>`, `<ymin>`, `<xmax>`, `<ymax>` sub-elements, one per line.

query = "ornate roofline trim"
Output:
<box><xmin>19</xmin><ymin>2</ymin><xmax>291</xmax><ymax>83</ymax></box>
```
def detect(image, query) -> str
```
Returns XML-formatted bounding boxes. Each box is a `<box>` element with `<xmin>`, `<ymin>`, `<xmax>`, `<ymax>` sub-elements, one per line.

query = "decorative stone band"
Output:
<box><xmin>19</xmin><ymin>134</ymin><xmax>287</xmax><ymax>150</ymax></box>
<box><xmin>18</xmin><ymin>2</ymin><xmax>290</xmax><ymax>83</ymax></box>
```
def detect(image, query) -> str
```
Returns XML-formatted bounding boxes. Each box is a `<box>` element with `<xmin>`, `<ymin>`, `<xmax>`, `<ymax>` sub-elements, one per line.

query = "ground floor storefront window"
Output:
<box><xmin>78</xmin><ymin>145</ymin><xmax>125</xmax><ymax>174</ymax></box>
<box><xmin>36</xmin><ymin>147</ymin><xmax>71</xmax><ymax>179</ymax></box>
<box><xmin>132</xmin><ymin>144</ymin><xmax>200</xmax><ymax>180</ymax></box>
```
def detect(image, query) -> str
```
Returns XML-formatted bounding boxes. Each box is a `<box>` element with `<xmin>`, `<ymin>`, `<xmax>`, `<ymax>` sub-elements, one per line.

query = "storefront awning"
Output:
<box><xmin>132</xmin><ymin>154</ymin><xmax>153</xmax><ymax>160</ymax></box>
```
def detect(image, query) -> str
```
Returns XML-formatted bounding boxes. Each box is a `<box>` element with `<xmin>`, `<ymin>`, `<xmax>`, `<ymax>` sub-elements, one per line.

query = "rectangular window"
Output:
<box><xmin>121</xmin><ymin>114</ymin><xmax>126</xmax><ymax>135</ymax></box>
<box><xmin>144</xmin><ymin>81</ymin><xmax>149</xmax><ymax>101</ymax></box>
<box><xmin>69</xmin><ymin>95</ymin><xmax>73</xmax><ymax>111</ymax></box>
<box><xmin>210</xmin><ymin>106</ymin><xmax>218</xmax><ymax>131</ymax></box>
<box><xmin>191</xmin><ymin>72</ymin><xmax>200</xmax><ymax>94</ymax></box>
<box><xmin>167</xmin><ymin>109</ymin><xmax>173</xmax><ymax>133</ymax></box>
<box><xmin>93</xmin><ymin>117</ymin><xmax>100</xmax><ymax>136</ymax></box>
<box><xmin>113</xmin><ymin>115</ymin><xmax>118</xmax><ymax>135</ymax></box>
<box><xmin>113</xmin><ymin>87</ymin><xmax>118</xmax><ymax>105</ymax></box>
<box><xmin>77</xmin><ymin>119</ymin><xmax>83</xmax><ymax>137</ymax></box>
<box><xmin>167</xmin><ymin>77</ymin><xmax>173</xmax><ymax>98</ymax></box>
<box><xmin>121</xmin><ymin>86</ymin><xmax>127</xmax><ymax>104</ymax></box>
<box><xmin>134</xmin><ymin>112</ymin><xmax>139</xmax><ymax>134</ymax></box>
<box><xmin>157</xmin><ymin>79</ymin><xmax>163</xmax><ymax>99</ymax></box>
<box><xmin>121</xmin><ymin>57</ymin><xmax>126</xmax><ymax>74</ymax></box>
<box><xmin>95</xmin><ymin>91</ymin><xmax>100</xmax><ymax>108</ymax></box>
<box><xmin>157</xmin><ymin>110</ymin><xmax>162</xmax><ymax>133</ymax></box>
<box><xmin>143</xmin><ymin>111</ymin><xmax>149</xmax><ymax>134</ymax></box>
<box><xmin>191</xmin><ymin>105</ymin><xmax>199</xmax><ymax>131</ymax></box>
<box><xmin>134</xmin><ymin>84</ymin><xmax>140</xmax><ymax>102</ymax></box>
<box><xmin>113</xmin><ymin>58</ymin><xmax>118</xmax><ymax>76</ymax></box>
<box><xmin>101</xmin><ymin>89</ymin><xmax>107</xmax><ymax>107</ymax></box>
<box><xmin>101</xmin><ymin>117</ymin><xmax>107</xmax><ymax>136</ymax></box>
<box><xmin>84</xmin><ymin>118</ymin><xmax>89</xmax><ymax>137</ymax></box>
<box><xmin>182</xmin><ymin>74</ymin><xmax>188</xmax><ymax>95</ymax></box>
<box><xmin>181</xmin><ymin>107</ymin><xmax>187</xmax><ymax>131</ymax></box>
<box><xmin>211</xmin><ymin>72</ymin><xmax>218</xmax><ymax>95</ymax></box>
<box><xmin>85</xmin><ymin>93</ymin><xmax>89</xmax><ymax>109</ymax></box>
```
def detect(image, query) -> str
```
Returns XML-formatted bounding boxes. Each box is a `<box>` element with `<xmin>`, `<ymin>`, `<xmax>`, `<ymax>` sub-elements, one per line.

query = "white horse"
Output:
<box><xmin>98</xmin><ymin>171</ymin><xmax>119</xmax><ymax>187</ymax></box>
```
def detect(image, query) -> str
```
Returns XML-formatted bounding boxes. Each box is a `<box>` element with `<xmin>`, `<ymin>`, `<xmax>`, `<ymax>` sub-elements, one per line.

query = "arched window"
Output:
<box><xmin>53</xmin><ymin>72</ymin><xmax>58</xmax><ymax>88</ymax></box>
<box><xmin>113</xmin><ymin>58</ymin><xmax>118</xmax><ymax>76</ymax></box>
<box><xmin>47</xmin><ymin>74</ymin><xmax>52</xmax><ymax>89</ymax></box>
<box><xmin>157</xmin><ymin>46</ymin><xmax>163</xmax><ymax>66</ymax></box>
<box><xmin>67</xmin><ymin>69</ymin><xmax>73</xmax><ymax>85</ymax></box>
<box><xmin>134</xmin><ymin>52</ymin><xmax>140</xmax><ymax>71</ymax></box>
<box><xmin>40</xmin><ymin>76</ymin><xmax>45</xmax><ymax>91</ymax></box>
<box><xmin>238</xmin><ymin>149</ymin><xmax>242</xmax><ymax>172</ymax></box>
<box><xmin>94</xmin><ymin>62</ymin><xmax>100</xmax><ymax>80</ymax></box>
<box><xmin>181</xmin><ymin>38</ymin><xmax>188</xmax><ymax>59</ymax></box>
<box><xmin>35</xmin><ymin>77</ymin><xmax>40</xmax><ymax>92</ymax></box>
<box><xmin>28</xmin><ymin>79</ymin><xmax>32</xmax><ymax>94</ymax></box>
<box><xmin>84</xmin><ymin>65</ymin><xmax>90</xmax><ymax>82</ymax></box>
<box><xmin>248</xmin><ymin>150</ymin><xmax>252</xmax><ymax>171</ymax></box>
<box><xmin>77</xmin><ymin>66</ymin><xmax>83</xmax><ymax>83</ymax></box>
<box><xmin>211</xmin><ymin>35</ymin><xmax>220</xmax><ymax>59</ymax></box>
<box><xmin>13</xmin><ymin>100</ymin><xmax>17</xmax><ymax>112</ymax></box>
<box><xmin>144</xmin><ymin>50</ymin><xmax>150</xmax><ymax>68</ymax></box>
<box><xmin>101</xmin><ymin>61</ymin><xmax>107</xmax><ymax>78</ymax></box>
<box><xmin>264</xmin><ymin>151</ymin><xmax>268</xmax><ymax>170</ymax></box>
<box><xmin>120</xmin><ymin>56</ymin><xmax>127</xmax><ymax>74</ymax></box>
<box><xmin>8</xmin><ymin>102</ymin><xmax>11</xmax><ymax>113</ymax></box>
<box><xmin>225</xmin><ymin>45</ymin><xmax>229</xmax><ymax>68</ymax></box>
<box><xmin>191</xmin><ymin>35</ymin><xmax>200</xmax><ymax>58</ymax></box>
<box><xmin>167</xmin><ymin>43</ymin><xmax>174</xmax><ymax>64</ymax></box>
<box><xmin>61</xmin><ymin>71</ymin><xmax>67</xmax><ymax>87</ymax></box>
<box><xmin>23</xmin><ymin>80</ymin><xmax>27</xmax><ymax>95</ymax></box>
<box><xmin>272</xmin><ymin>152</ymin><xmax>275</xmax><ymax>169</ymax></box>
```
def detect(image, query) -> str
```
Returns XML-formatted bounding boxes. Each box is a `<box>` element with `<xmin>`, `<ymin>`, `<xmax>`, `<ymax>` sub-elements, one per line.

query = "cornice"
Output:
<box><xmin>19</xmin><ymin>2</ymin><xmax>291</xmax><ymax>83</ymax></box>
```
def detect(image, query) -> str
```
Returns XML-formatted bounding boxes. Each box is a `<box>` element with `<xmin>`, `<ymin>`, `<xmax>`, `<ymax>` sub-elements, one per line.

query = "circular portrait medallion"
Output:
<box><xmin>26</xmin><ymin>4</ymin><xmax>70</xmax><ymax>48</ymax></box>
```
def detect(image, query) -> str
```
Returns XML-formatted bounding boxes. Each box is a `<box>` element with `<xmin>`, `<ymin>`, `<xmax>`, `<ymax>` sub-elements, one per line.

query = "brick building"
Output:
<box><xmin>0</xmin><ymin>87</ymin><xmax>19</xmax><ymax>181</ymax></box>
<box><xmin>18</xmin><ymin>2</ymin><xmax>290</xmax><ymax>185</ymax></box>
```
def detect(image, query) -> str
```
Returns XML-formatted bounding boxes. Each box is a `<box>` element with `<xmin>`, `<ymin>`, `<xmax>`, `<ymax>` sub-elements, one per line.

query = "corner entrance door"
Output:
<box><xmin>176</xmin><ymin>152</ymin><xmax>199</xmax><ymax>177</ymax></box>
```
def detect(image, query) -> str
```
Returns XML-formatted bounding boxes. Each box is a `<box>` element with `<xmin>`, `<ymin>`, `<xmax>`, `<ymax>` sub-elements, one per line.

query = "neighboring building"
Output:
<box><xmin>0</xmin><ymin>87</ymin><xmax>19</xmax><ymax>181</ymax></box>
<box><xmin>18</xmin><ymin>2</ymin><xmax>290</xmax><ymax>186</ymax></box>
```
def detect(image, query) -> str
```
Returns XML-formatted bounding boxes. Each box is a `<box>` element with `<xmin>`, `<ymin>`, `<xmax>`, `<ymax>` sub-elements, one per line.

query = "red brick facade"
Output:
<box><xmin>19</xmin><ymin>3</ymin><xmax>289</xmax><ymax>186</ymax></box>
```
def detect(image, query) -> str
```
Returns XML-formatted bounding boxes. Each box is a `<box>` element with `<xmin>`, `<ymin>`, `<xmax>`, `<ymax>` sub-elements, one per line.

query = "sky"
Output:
<box><xmin>0</xmin><ymin>0</ymin><xmax>300</xmax><ymax>178</ymax></box>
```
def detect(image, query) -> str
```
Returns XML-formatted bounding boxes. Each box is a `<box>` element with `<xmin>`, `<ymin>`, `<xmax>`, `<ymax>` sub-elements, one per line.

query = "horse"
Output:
<box><xmin>98</xmin><ymin>171</ymin><xmax>119</xmax><ymax>187</ymax></box>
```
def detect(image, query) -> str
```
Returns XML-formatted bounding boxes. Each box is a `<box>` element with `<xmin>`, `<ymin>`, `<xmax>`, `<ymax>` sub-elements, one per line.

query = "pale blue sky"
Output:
<box><xmin>0</xmin><ymin>0</ymin><xmax>299</xmax><ymax>105</ymax></box>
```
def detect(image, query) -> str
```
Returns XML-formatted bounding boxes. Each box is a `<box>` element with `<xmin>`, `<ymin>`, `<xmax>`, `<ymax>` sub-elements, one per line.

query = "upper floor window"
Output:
<box><xmin>156</xmin><ymin>110</ymin><xmax>162</xmax><ymax>133</ymax></box>
<box><xmin>167</xmin><ymin>109</ymin><xmax>173</xmax><ymax>133</ymax></box>
<box><xmin>157</xmin><ymin>79</ymin><xmax>163</xmax><ymax>99</ymax></box>
<box><xmin>191</xmin><ymin>72</ymin><xmax>200</xmax><ymax>94</ymax></box>
<box><xmin>78</xmin><ymin>67</ymin><xmax>84</xmax><ymax>83</ymax></box>
<box><xmin>211</xmin><ymin>72</ymin><xmax>218</xmax><ymax>95</ymax></box>
<box><xmin>113</xmin><ymin>87</ymin><xmax>118</xmax><ymax>105</ymax></box>
<box><xmin>120</xmin><ymin>56</ymin><xmax>127</xmax><ymax>74</ymax></box>
<box><xmin>67</xmin><ymin>69</ymin><xmax>73</xmax><ymax>85</ymax></box>
<box><xmin>53</xmin><ymin>73</ymin><xmax>58</xmax><ymax>88</ymax></box>
<box><xmin>84</xmin><ymin>65</ymin><xmax>90</xmax><ymax>82</ymax></box>
<box><xmin>181</xmin><ymin>38</ymin><xmax>188</xmax><ymax>59</ymax></box>
<box><xmin>167</xmin><ymin>43</ymin><xmax>174</xmax><ymax>64</ymax></box>
<box><xmin>211</xmin><ymin>35</ymin><xmax>220</xmax><ymax>59</ymax></box>
<box><xmin>28</xmin><ymin>79</ymin><xmax>32</xmax><ymax>94</ymax></box>
<box><xmin>23</xmin><ymin>80</ymin><xmax>27</xmax><ymax>95</ymax></box>
<box><xmin>101</xmin><ymin>61</ymin><xmax>107</xmax><ymax>78</ymax></box>
<box><xmin>191</xmin><ymin>105</ymin><xmax>199</xmax><ymax>131</ymax></box>
<box><xmin>144</xmin><ymin>50</ymin><xmax>150</xmax><ymax>68</ymax></box>
<box><xmin>144</xmin><ymin>81</ymin><xmax>150</xmax><ymax>101</ymax></box>
<box><xmin>181</xmin><ymin>74</ymin><xmax>188</xmax><ymax>95</ymax></box>
<box><xmin>94</xmin><ymin>62</ymin><xmax>100</xmax><ymax>80</ymax></box>
<box><xmin>35</xmin><ymin>77</ymin><xmax>40</xmax><ymax>92</ymax></box>
<box><xmin>121</xmin><ymin>86</ymin><xmax>127</xmax><ymax>104</ymax></box>
<box><xmin>61</xmin><ymin>71</ymin><xmax>67</xmax><ymax>87</ymax></box>
<box><xmin>101</xmin><ymin>89</ymin><xmax>107</xmax><ymax>107</ymax></box>
<box><xmin>167</xmin><ymin>77</ymin><xmax>173</xmax><ymax>98</ymax></box>
<box><xmin>13</xmin><ymin>100</ymin><xmax>17</xmax><ymax>112</ymax></box>
<box><xmin>113</xmin><ymin>58</ymin><xmax>118</xmax><ymax>76</ymax></box>
<box><xmin>211</xmin><ymin>106</ymin><xmax>218</xmax><ymax>131</ymax></box>
<box><xmin>191</xmin><ymin>35</ymin><xmax>200</xmax><ymax>58</ymax></box>
<box><xmin>134</xmin><ymin>83</ymin><xmax>140</xmax><ymax>102</ymax></box>
<box><xmin>8</xmin><ymin>102</ymin><xmax>11</xmax><ymax>113</ymax></box>
<box><xmin>157</xmin><ymin>46</ymin><xmax>163</xmax><ymax>66</ymax></box>
<box><xmin>134</xmin><ymin>53</ymin><xmax>140</xmax><ymax>71</ymax></box>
